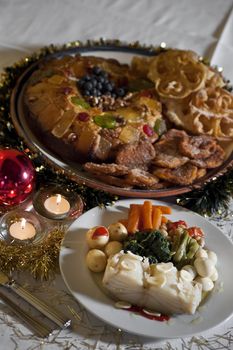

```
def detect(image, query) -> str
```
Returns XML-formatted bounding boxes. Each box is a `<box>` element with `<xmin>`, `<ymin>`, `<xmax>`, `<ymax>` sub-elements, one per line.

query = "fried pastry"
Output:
<box><xmin>152</xmin><ymin>129</ymin><xmax>189</xmax><ymax>168</ymax></box>
<box><xmin>148</xmin><ymin>50</ymin><xmax>208</xmax><ymax>99</ymax></box>
<box><xmin>165</xmin><ymin>88</ymin><xmax>233</xmax><ymax>140</ymax></box>
<box><xmin>115</xmin><ymin>140</ymin><xmax>156</xmax><ymax>170</ymax></box>
<box><xmin>84</xmin><ymin>163</ymin><xmax>130</xmax><ymax>176</ymax></box>
<box><xmin>153</xmin><ymin>163</ymin><xmax>198</xmax><ymax>185</ymax></box>
<box><xmin>190</xmin><ymin>145</ymin><xmax>225</xmax><ymax>168</ymax></box>
<box><xmin>179</xmin><ymin>134</ymin><xmax>217</xmax><ymax>159</ymax></box>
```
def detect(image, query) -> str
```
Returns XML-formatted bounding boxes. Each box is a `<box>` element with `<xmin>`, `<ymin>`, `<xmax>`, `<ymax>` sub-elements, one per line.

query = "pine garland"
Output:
<box><xmin>178</xmin><ymin>169</ymin><xmax>233</xmax><ymax>216</ymax></box>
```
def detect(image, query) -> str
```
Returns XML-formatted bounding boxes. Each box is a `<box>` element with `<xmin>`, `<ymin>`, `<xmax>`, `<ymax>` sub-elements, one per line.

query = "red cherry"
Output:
<box><xmin>61</xmin><ymin>87</ymin><xmax>73</xmax><ymax>95</ymax></box>
<box><xmin>77</xmin><ymin>112</ymin><xmax>90</xmax><ymax>122</ymax></box>
<box><xmin>143</xmin><ymin>124</ymin><xmax>154</xmax><ymax>137</ymax></box>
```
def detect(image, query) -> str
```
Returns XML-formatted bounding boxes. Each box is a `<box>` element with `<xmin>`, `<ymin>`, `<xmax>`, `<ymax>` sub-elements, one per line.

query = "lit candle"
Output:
<box><xmin>9</xmin><ymin>218</ymin><xmax>36</xmax><ymax>240</ymax></box>
<box><xmin>44</xmin><ymin>194</ymin><xmax>70</xmax><ymax>215</ymax></box>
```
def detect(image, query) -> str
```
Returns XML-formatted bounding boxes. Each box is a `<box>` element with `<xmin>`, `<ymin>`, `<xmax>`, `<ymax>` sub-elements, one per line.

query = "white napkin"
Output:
<box><xmin>211</xmin><ymin>6</ymin><xmax>233</xmax><ymax>82</ymax></box>
<box><xmin>0</xmin><ymin>44</ymin><xmax>30</xmax><ymax>73</ymax></box>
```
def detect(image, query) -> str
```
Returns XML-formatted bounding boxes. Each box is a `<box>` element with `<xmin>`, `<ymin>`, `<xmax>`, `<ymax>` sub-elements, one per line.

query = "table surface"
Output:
<box><xmin>0</xmin><ymin>0</ymin><xmax>233</xmax><ymax>349</ymax></box>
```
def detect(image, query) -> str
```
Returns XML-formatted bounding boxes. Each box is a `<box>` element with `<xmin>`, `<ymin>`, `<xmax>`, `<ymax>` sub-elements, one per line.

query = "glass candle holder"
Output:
<box><xmin>33</xmin><ymin>184</ymin><xmax>84</xmax><ymax>222</ymax></box>
<box><xmin>0</xmin><ymin>210</ymin><xmax>44</xmax><ymax>244</ymax></box>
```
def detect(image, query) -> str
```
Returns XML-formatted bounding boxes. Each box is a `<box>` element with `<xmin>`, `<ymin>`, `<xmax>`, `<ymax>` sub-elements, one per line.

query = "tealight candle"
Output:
<box><xmin>44</xmin><ymin>194</ymin><xmax>70</xmax><ymax>215</ymax></box>
<box><xmin>33</xmin><ymin>185</ymin><xmax>83</xmax><ymax>222</ymax></box>
<box><xmin>9</xmin><ymin>218</ymin><xmax>36</xmax><ymax>240</ymax></box>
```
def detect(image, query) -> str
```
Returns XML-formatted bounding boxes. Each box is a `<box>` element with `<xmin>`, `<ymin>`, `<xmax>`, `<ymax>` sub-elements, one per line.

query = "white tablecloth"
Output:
<box><xmin>0</xmin><ymin>0</ymin><xmax>233</xmax><ymax>349</ymax></box>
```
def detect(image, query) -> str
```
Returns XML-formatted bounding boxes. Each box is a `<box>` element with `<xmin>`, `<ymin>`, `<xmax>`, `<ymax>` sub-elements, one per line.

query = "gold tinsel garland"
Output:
<box><xmin>0</xmin><ymin>227</ymin><xmax>65</xmax><ymax>280</ymax></box>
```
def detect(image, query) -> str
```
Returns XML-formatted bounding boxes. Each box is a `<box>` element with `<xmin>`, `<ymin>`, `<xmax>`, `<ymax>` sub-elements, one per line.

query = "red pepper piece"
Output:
<box><xmin>92</xmin><ymin>226</ymin><xmax>109</xmax><ymax>239</ymax></box>
<box><xmin>187</xmin><ymin>227</ymin><xmax>204</xmax><ymax>238</ymax></box>
<box><xmin>167</xmin><ymin>220</ymin><xmax>187</xmax><ymax>231</ymax></box>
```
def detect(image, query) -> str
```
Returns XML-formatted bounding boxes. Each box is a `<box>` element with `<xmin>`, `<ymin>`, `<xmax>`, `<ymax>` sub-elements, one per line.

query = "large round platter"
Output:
<box><xmin>10</xmin><ymin>43</ymin><xmax>233</xmax><ymax>198</ymax></box>
<box><xmin>59</xmin><ymin>198</ymin><xmax>233</xmax><ymax>338</ymax></box>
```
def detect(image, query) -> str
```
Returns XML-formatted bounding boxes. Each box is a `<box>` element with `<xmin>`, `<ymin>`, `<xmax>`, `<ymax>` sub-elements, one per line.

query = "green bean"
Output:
<box><xmin>173</xmin><ymin>231</ymin><xmax>190</xmax><ymax>263</ymax></box>
<box><xmin>186</xmin><ymin>238</ymin><xmax>199</xmax><ymax>260</ymax></box>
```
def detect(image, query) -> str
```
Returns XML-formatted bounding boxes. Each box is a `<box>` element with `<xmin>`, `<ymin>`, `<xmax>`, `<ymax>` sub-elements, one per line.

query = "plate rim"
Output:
<box><xmin>59</xmin><ymin>198</ymin><xmax>233</xmax><ymax>338</ymax></box>
<box><xmin>10</xmin><ymin>42</ymin><xmax>233</xmax><ymax>198</ymax></box>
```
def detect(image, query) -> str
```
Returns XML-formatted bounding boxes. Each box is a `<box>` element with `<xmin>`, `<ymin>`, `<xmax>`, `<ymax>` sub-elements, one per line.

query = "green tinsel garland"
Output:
<box><xmin>0</xmin><ymin>39</ymin><xmax>232</xmax><ymax>216</ymax></box>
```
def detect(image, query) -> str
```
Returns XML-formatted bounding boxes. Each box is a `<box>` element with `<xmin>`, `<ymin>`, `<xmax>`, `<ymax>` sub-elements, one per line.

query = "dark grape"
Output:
<box><xmin>77</xmin><ymin>66</ymin><xmax>127</xmax><ymax>98</ymax></box>
<box><xmin>84</xmin><ymin>82</ymin><xmax>93</xmax><ymax>91</ymax></box>
<box><xmin>92</xmin><ymin>66</ymin><xmax>102</xmax><ymax>75</ymax></box>
<box><xmin>116</xmin><ymin>88</ymin><xmax>125</xmax><ymax>97</ymax></box>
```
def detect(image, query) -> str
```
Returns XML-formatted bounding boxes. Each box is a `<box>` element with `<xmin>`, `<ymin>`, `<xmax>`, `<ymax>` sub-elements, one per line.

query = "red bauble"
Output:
<box><xmin>0</xmin><ymin>149</ymin><xmax>35</xmax><ymax>206</ymax></box>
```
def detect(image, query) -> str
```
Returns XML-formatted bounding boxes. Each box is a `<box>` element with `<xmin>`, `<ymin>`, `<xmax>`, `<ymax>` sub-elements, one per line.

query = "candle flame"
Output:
<box><xmin>21</xmin><ymin>218</ymin><xmax>26</xmax><ymax>230</ymax></box>
<box><xmin>56</xmin><ymin>194</ymin><xmax>62</xmax><ymax>205</ymax></box>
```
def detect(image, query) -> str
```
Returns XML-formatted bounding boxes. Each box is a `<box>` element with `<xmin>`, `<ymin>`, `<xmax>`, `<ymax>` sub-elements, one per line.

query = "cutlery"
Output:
<box><xmin>0</xmin><ymin>290</ymin><xmax>52</xmax><ymax>338</ymax></box>
<box><xmin>0</xmin><ymin>271</ymin><xmax>71</xmax><ymax>329</ymax></box>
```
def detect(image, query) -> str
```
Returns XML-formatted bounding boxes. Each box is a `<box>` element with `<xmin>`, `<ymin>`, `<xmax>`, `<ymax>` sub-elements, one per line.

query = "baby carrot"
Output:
<box><xmin>153</xmin><ymin>205</ymin><xmax>172</xmax><ymax>215</ymax></box>
<box><xmin>161</xmin><ymin>215</ymin><xmax>168</xmax><ymax>224</ymax></box>
<box><xmin>142</xmin><ymin>200</ymin><xmax>153</xmax><ymax>230</ymax></box>
<box><xmin>152</xmin><ymin>207</ymin><xmax>162</xmax><ymax>230</ymax></box>
<box><xmin>127</xmin><ymin>204</ymin><xmax>141</xmax><ymax>234</ymax></box>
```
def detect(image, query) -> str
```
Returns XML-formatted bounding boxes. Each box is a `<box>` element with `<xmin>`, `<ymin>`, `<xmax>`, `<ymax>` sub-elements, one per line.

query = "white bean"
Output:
<box><xmin>210</xmin><ymin>267</ymin><xmax>218</xmax><ymax>281</ymax></box>
<box><xmin>195</xmin><ymin>248</ymin><xmax>208</xmax><ymax>259</ymax></box>
<box><xmin>207</xmin><ymin>250</ymin><xmax>218</xmax><ymax>265</ymax></box>
<box><xmin>194</xmin><ymin>258</ymin><xmax>215</xmax><ymax>277</ymax></box>
<box><xmin>195</xmin><ymin>276</ymin><xmax>214</xmax><ymax>292</ymax></box>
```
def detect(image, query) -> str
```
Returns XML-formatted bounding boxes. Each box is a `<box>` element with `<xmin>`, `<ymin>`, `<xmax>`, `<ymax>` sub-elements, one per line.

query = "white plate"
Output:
<box><xmin>59</xmin><ymin>199</ymin><xmax>233</xmax><ymax>338</ymax></box>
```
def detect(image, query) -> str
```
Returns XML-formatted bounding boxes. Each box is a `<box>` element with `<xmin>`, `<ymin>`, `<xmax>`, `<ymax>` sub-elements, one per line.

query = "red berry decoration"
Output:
<box><xmin>77</xmin><ymin>112</ymin><xmax>90</xmax><ymax>122</ymax></box>
<box><xmin>0</xmin><ymin>149</ymin><xmax>35</xmax><ymax>206</ymax></box>
<box><xmin>143</xmin><ymin>124</ymin><xmax>154</xmax><ymax>137</ymax></box>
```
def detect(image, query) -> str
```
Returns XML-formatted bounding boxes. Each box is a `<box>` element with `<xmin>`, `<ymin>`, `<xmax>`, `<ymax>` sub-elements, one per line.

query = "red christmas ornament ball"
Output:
<box><xmin>0</xmin><ymin>149</ymin><xmax>35</xmax><ymax>206</ymax></box>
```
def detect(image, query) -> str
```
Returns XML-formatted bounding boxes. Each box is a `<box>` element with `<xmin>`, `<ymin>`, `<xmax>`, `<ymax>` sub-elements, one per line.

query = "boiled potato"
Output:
<box><xmin>86</xmin><ymin>249</ymin><xmax>107</xmax><ymax>272</ymax></box>
<box><xmin>86</xmin><ymin>226</ymin><xmax>109</xmax><ymax>249</ymax></box>
<box><xmin>105</xmin><ymin>241</ymin><xmax>123</xmax><ymax>257</ymax></box>
<box><xmin>108</xmin><ymin>222</ymin><xmax>128</xmax><ymax>241</ymax></box>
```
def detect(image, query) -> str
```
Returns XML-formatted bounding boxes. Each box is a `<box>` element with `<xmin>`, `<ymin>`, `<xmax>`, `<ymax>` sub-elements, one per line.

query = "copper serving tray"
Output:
<box><xmin>10</xmin><ymin>43</ymin><xmax>233</xmax><ymax>198</ymax></box>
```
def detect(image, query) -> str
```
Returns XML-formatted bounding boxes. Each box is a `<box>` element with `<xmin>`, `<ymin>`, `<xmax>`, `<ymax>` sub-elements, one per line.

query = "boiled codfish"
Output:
<box><xmin>103</xmin><ymin>251</ymin><xmax>202</xmax><ymax>315</ymax></box>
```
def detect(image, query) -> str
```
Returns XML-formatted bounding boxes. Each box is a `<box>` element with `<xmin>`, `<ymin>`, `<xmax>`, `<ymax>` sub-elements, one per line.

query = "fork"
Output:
<box><xmin>0</xmin><ymin>290</ymin><xmax>52</xmax><ymax>338</ymax></box>
<box><xmin>0</xmin><ymin>271</ymin><xmax>71</xmax><ymax>329</ymax></box>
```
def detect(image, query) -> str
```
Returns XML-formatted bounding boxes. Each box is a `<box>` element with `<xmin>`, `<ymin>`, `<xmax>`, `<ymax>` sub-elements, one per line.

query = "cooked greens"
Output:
<box><xmin>123</xmin><ymin>230</ymin><xmax>172</xmax><ymax>264</ymax></box>
<box><xmin>123</xmin><ymin>228</ymin><xmax>200</xmax><ymax>267</ymax></box>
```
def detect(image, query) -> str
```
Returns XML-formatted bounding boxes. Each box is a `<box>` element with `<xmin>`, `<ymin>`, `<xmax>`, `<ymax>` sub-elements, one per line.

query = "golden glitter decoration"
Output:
<box><xmin>0</xmin><ymin>227</ymin><xmax>65</xmax><ymax>280</ymax></box>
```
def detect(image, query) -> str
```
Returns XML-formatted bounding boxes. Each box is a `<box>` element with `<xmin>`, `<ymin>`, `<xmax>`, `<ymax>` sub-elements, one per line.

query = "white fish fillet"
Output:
<box><xmin>103</xmin><ymin>251</ymin><xmax>202</xmax><ymax>315</ymax></box>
